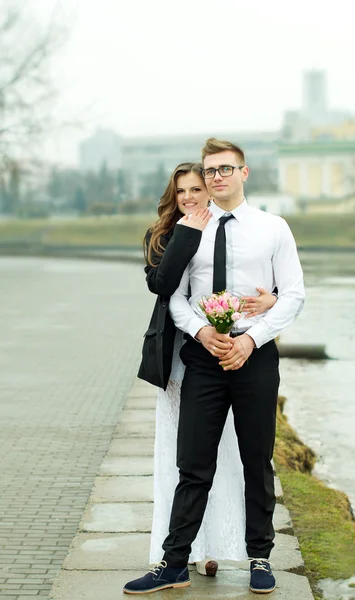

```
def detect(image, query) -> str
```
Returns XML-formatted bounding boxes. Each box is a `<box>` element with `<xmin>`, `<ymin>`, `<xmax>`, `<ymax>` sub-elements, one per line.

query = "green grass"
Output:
<box><xmin>1</xmin><ymin>213</ymin><xmax>355</xmax><ymax>248</ymax></box>
<box><xmin>0</xmin><ymin>219</ymin><xmax>49</xmax><ymax>242</ymax></box>
<box><xmin>0</xmin><ymin>214</ymin><xmax>156</xmax><ymax>247</ymax></box>
<box><xmin>286</xmin><ymin>214</ymin><xmax>355</xmax><ymax>247</ymax></box>
<box><xmin>275</xmin><ymin>398</ymin><xmax>355</xmax><ymax>597</ymax></box>
<box><xmin>278</xmin><ymin>471</ymin><xmax>355</xmax><ymax>582</ymax></box>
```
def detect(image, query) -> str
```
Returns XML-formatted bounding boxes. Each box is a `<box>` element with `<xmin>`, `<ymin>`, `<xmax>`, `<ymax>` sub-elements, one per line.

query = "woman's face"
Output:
<box><xmin>175</xmin><ymin>172</ymin><xmax>210</xmax><ymax>215</ymax></box>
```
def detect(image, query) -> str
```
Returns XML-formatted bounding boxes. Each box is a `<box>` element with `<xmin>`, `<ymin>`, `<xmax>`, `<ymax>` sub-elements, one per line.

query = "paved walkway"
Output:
<box><xmin>0</xmin><ymin>257</ymin><xmax>154</xmax><ymax>600</ymax></box>
<box><xmin>49</xmin><ymin>379</ymin><xmax>315</xmax><ymax>600</ymax></box>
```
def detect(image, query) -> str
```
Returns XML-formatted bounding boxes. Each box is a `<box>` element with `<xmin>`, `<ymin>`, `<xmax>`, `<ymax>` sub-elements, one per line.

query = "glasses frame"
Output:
<box><xmin>202</xmin><ymin>165</ymin><xmax>245</xmax><ymax>179</ymax></box>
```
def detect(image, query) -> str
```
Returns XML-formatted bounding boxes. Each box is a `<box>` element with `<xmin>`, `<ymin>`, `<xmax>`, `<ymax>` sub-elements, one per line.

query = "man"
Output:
<box><xmin>123</xmin><ymin>138</ymin><xmax>305</xmax><ymax>595</ymax></box>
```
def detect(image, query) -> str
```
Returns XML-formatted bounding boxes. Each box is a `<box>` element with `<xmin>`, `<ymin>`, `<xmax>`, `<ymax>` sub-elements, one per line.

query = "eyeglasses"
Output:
<box><xmin>202</xmin><ymin>165</ymin><xmax>245</xmax><ymax>179</ymax></box>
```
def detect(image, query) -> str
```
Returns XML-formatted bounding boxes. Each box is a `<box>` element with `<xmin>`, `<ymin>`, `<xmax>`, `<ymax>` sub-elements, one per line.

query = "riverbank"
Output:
<box><xmin>275</xmin><ymin>396</ymin><xmax>355</xmax><ymax>599</ymax></box>
<box><xmin>1</xmin><ymin>213</ymin><xmax>355</xmax><ymax>250</ymax></box>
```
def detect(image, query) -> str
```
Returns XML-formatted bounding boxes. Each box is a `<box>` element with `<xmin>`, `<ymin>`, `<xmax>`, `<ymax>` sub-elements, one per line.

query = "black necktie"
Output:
<box><xmin>212</xmin><ymin>214</ymin><xmax>234</xmax><ymax>293</ymax></box>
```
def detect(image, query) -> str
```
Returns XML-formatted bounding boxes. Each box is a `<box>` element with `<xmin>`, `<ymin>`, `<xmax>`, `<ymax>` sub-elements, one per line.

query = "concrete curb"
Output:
<box><xmin>48</xmin><ymin>380</ymin><xmax>315</xmax><ymax>599</ymax></box>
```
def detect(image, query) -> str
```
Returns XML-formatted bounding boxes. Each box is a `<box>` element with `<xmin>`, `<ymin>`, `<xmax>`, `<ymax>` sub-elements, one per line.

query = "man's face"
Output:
<box><xmin>203</xmin><ymin>150</ymin><xmax>249</xmax><ymax>203</ymax></box>
<box><xmin>176</xmin><ymin>172</ymin><xmax>210</xmax><ymax>215</ymax></box>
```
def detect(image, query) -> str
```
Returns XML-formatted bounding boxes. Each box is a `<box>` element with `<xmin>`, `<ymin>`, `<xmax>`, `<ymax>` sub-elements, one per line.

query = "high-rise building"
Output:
<box><xmin>282</xmin><ymin>70</ymin><xmax>353</xmax><ymax>141</ymax></box>
<box><xmin>302</xmin><ymin>70</ymin><xmax>327</xmax><ymax>127</ymax></box>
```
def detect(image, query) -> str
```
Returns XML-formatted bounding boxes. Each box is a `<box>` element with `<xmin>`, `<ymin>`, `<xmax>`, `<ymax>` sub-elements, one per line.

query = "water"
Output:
<box><xmin>279</xmin><ymin>251</ymin><xmax>355</xmax><ymax>511</ymax></box>
<box><xmin>278</xmin><ymin>251</ymin><xmax>355</xmax><ymax>599</ymax></box>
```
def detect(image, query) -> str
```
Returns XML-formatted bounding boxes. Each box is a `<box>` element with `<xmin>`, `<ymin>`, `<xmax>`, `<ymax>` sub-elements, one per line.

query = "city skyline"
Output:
<box><xmin>26</xmin><ymin>0</ymin><xmax>355</xmax><ymax>166</ymax></box>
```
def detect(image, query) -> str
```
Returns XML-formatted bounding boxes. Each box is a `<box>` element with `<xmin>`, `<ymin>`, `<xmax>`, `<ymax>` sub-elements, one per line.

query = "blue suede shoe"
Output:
<box><xmin>250</xmin><ymin>559</ymin><xmax>275</xmax><ymax>594</ymax></box>
<box><xmin>123</xmin><ymin>561</ymin><xmax>190</xmax><ymax>595</ymax></box>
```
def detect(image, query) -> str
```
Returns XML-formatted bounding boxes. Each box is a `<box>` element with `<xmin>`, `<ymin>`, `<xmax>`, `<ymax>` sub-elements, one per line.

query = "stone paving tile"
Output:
<box><xmin>106</xmin><ymin>437</ymin><xmax>154</xmax><ymax>456</ymax></box>
<box><xmin>124</xmin><ymin>396</ymin><xmax>157</xmax><ymax>410</ymax></box>
<box><xmin>50</xmin><ymin>569</ymin><xmax>314</xmax><ymax>600</ymax></box>
<box><xmin>99</xmin><ymin>456</ymin><xmax>154</xmax><ymax>476</ymax></box>
<box><xmin>0</xmin><ymin>258</ymin><xmax>154</xmax><ymax>600</ymax></box>
<box><xmin>91</xmin><ymin>475</ymin><xmax>153</xmax><ymax>502</ymax></box>
<box><xmin>127</xmin><ymin>387</ymin><xmax>157</xmax><ymax>398</ymax></box>
<box><xmin>274</xmin><ymin>503</ymin><xmax>293</xmax><ymax>533</ymax></box>
<box><xmin>220</xmin><ymin>533</ymin><xmax>304</xmax><ymax>574</ymax></box>
<box><xmin>62</xmin><ymin>533</ymin><xmax>151</xmax><ymax>570</ymax></box>
<box><xmin>274</xmin><ymin>476</ymin><xmax>283</xmax><ymax>499</ymax></box>
<box><xmin>120</xmin><ymin>409</ymin><xmax>156</xmax><ymax>423</ymax></box>
<box><xmin>80</xmin><ymin>503</ymin><xmax>153</xmax><ymax>533</ymax></box>
<box><xmin>114</xmin><ymin>421</ymin><xmax>156</xmax><ymax>438</ymax></box>
<box><xmin>62</xmin><ymin>530</ymin><xmax>304</xmax><ymax>574</ymax></box>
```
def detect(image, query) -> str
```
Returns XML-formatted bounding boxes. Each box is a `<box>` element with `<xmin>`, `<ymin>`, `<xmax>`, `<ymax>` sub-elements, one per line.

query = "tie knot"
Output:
<box><xmin>219</xmin><ymin>214</ymin><xmax>234</xmax><ymax>226</ymax></box>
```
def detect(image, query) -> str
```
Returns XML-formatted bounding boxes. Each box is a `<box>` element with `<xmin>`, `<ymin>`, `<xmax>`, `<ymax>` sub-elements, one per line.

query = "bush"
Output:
<box><xmin>87</xmin><ymin>202</ymin><xmax>116</xmax><ymax>216</ymax></box>
<box><xmin>118</xmin><ymin>197</ymin><xmax>158</xmax><ymax>215</ymax></box>
<box><xmin>17</xmin><ymin>202</ymin><xmax>50</xmax><ymax>219</ymax></box>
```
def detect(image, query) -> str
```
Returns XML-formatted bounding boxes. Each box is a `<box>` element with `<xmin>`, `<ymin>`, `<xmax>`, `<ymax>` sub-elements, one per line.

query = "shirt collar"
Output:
<box><xmin>209</xmin><ymin>198</ymin><xmax>250</xmax><ymax>222</ymax></box>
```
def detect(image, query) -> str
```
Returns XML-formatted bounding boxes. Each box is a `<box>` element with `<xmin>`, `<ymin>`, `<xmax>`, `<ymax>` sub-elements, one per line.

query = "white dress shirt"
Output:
<box><xmin>169</xmin><ymin>199</ymin><xmax>305</xmax><ymax>348</ymax></box>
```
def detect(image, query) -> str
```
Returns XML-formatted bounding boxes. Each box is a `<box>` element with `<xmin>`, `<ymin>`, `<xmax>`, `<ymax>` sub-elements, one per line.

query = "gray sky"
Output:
<box><xmin>32</xmin><ymin>0</ymin><xmax>355</xmax><ymax>165</ymax></box>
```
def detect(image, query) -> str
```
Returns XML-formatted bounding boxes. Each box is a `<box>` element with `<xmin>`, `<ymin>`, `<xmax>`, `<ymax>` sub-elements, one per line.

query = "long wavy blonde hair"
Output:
<box><xmin>144</xmin><ymin>162</ymin><xmax>204</xmax><ymax>267</ymax></box>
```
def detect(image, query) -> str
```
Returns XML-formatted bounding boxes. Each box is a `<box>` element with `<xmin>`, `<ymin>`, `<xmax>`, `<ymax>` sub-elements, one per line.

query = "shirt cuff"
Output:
<box><xmin>245</xmin><ymin>323</ymin><xmax>270</xmax><ymax>348</ymax></box>
<box><xmin>187</xmin><ymin>317</ymin><xmax>209</xmax><ymax>340</ymax></box>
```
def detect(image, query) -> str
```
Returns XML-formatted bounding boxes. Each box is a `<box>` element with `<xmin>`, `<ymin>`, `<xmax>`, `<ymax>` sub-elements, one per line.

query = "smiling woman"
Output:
<box><xmin>144</xmin><ymin>162</ymin><xmax>210</xmax><ymax>267</ymax></box>
<box><xmin>175</xmin><ymin>171</ymin><xmax>211</xmax><ymax>215</ymax></box>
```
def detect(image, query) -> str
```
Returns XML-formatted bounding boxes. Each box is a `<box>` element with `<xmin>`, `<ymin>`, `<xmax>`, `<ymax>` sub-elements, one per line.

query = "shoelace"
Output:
<box><xmin>149</xmin><ymin>560</ymin><xmax>167</xmax><ymax>575</ymax></box>
<box><xmin>249</xmin><ymin>558</ymin><xmax>274</xmax><ymax>572</ymax></box>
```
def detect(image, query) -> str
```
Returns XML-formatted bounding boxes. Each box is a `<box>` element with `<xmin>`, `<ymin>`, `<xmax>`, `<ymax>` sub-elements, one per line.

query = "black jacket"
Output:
<box><xmin>137</xmin><ymin>224</ymin><xmax>202</xmax><ymax>389</ymax></box>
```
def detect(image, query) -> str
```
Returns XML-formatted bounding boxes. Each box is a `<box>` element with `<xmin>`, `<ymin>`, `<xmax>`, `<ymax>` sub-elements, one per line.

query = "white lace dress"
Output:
<box><xmin>149</xmin><ymin>330</ymin><xmax>248</xmax><ymax>564</ymax></box>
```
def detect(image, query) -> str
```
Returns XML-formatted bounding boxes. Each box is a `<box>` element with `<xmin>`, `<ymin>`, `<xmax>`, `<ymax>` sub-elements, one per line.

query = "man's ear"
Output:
<box><xmin>242</xmin><ymin>166</ymin><xmax>250</xmax><ymax>182</ymax></box>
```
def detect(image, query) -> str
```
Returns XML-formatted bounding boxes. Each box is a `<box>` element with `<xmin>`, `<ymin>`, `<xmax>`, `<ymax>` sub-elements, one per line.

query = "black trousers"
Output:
<box><xmin>162</xmin><ymin>337</ymin><xmax>280</xmax><ymax>567</ymax></box>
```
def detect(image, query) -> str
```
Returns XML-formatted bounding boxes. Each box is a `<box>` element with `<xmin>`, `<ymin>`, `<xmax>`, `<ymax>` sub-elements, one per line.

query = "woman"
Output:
<box><xmin>139</xmin><ymin>163</ymin><xmax>277</xmax><ymax>575</ymax></box>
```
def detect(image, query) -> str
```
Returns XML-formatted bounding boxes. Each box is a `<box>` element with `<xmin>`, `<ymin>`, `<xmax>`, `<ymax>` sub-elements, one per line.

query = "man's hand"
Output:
<box><xmin>219</xmin><ymin>334</ymin><xmax>255</xmax><ymax>371</ymax></box>
<box><xmin>196</xmin><ymin>326</ymin><xmax>232</xmax><ymax>356</ymax></box>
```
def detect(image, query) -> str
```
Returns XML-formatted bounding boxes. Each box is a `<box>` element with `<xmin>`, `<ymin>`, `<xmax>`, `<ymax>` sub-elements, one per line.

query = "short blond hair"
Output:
<box><xmin>202</xmin><ymin>138</ymin><xmax>245</xmax><ymax>164</ymax></box>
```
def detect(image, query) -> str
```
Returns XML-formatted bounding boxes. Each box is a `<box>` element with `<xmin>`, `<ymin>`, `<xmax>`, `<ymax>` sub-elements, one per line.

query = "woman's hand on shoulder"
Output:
<box><xmin>179</xmin><ymin>208</ymin><xmax>212</xmax><ymax>231</ymax></box>
<box><xmin>242</xmin><ymin>287</ymin><xmax>277</xmax><ymax>318</ymax></box>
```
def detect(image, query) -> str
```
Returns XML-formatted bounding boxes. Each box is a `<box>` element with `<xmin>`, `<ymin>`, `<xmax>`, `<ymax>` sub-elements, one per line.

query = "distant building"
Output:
<box><xmin>79</xmin><ymin>129</ymin><xmax>122</xmax><ymax>171</ymax></box>
<box><xmin>303</xmin><ymin>70</ymin><xmax>328</xmax><ymax>127</ymax></box>
<box><xmin>282</xmin><ymin>111</ymin><xmax>311</xmax><ymax>143</ymax></box>
<box><xmin>312</xmin><ymin>119</ymin><xmax>355</xmax><ymax>142</ymax></box>
<box><xmin>278</xmin><ymin>141</ymin><xmax>355</xmax><ymax>213</ymax></box>
<box><xmin>282</xmin><ymin>70</ymin><xmax>353</xmax><ymax>142</ymax></box>
<box><xmin>247</xmin><ymin>193</ymin><xmax>297</xmax><ymax>216</ymax></box>
<box><xmin>78</xmin><ymin>130</ymin><xmax>279</xmax><ymax>199</ymax></box>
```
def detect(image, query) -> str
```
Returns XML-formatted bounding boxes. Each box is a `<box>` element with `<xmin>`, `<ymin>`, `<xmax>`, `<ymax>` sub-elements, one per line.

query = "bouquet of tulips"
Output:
<box><xmin>198</xmin><ymin>291</ymin><xmax>245</xmax><ymax>334</ymax></box>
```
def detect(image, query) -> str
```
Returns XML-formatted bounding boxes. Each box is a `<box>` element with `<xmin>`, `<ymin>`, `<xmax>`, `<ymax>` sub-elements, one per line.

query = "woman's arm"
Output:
<box><xmin>242</xmin><ymin>288</ymin><xmax>278</xmax><ymax>318</ymax></box>
<box><xmin>145</xmin><ymin>224</ymin><xmax>202</xmax><ymax>297</ymax></box>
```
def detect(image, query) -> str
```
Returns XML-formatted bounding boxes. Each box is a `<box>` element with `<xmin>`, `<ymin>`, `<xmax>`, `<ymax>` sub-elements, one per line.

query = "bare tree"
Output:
<box><xmin>0</xmin><ymin>1</ymin><xmax>68</xmax><ymax>171</ymax></box>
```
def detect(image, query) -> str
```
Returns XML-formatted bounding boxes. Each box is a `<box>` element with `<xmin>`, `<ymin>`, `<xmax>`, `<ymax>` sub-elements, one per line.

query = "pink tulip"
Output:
<box><xmin>232</xmin><ymin>312</ymin><xmax>241</xmax><ymax>321</ymax></box>
<box><xmin>221</xmin><ymin>292</ymin><xmax>231</xmax><ymax>300</ymax></box>
<box><xmin>215</xmin><ymin>305</ymin><xmax>224</xmax><ymax>314</ymax></box>
<box><xmin>231</xmin><ymin>298</ymin><xmax>240</xmax><ymax>311</ymax></box>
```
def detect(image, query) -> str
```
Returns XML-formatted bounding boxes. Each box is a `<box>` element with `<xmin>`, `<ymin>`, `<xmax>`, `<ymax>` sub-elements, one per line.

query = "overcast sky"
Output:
<box><xmin>31</xmin><ymin>0</ymin><xmax>355</xmax><ymax>165</ymax></box>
